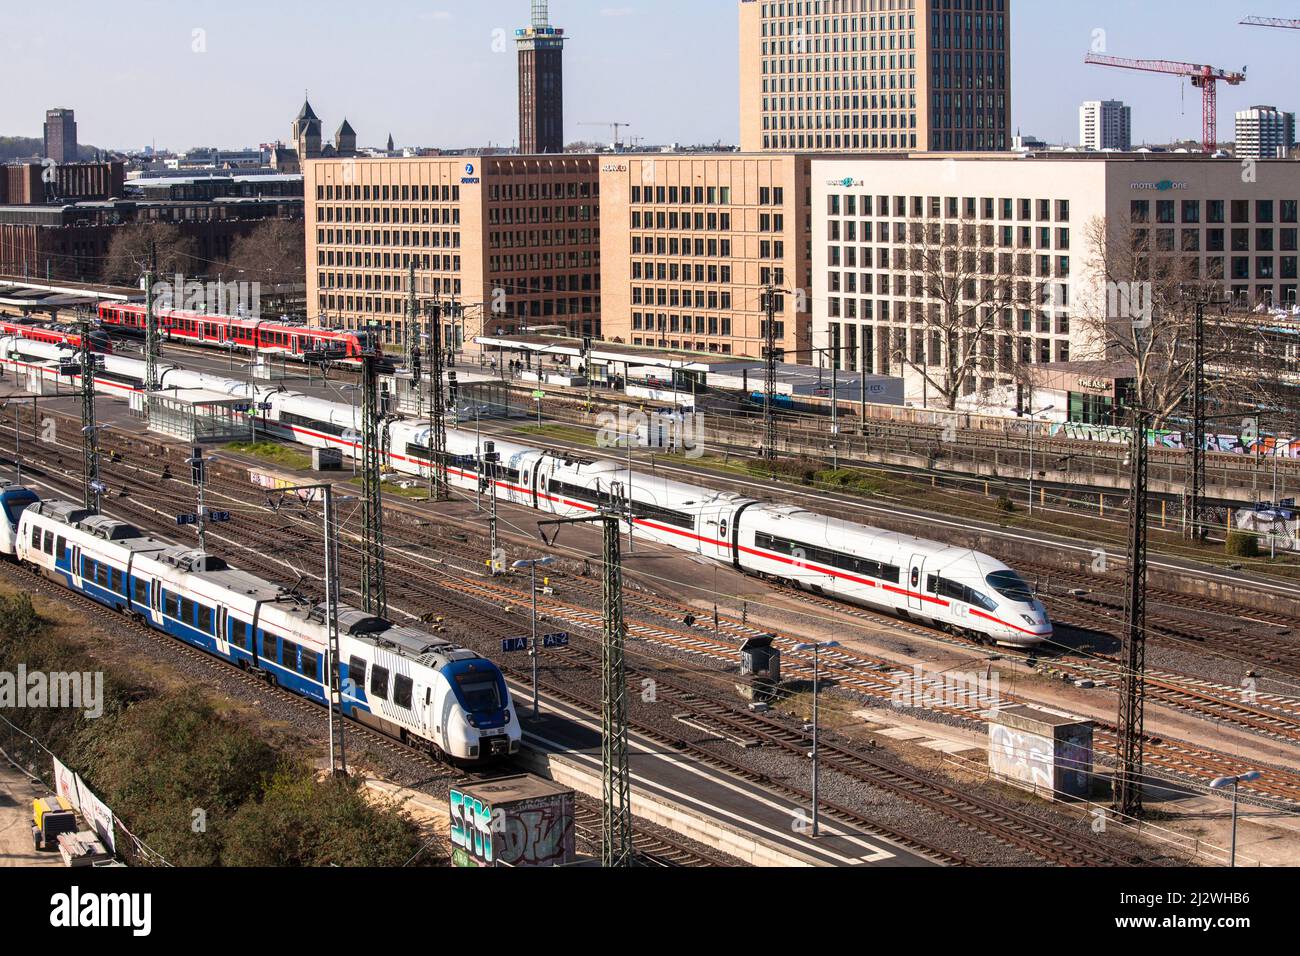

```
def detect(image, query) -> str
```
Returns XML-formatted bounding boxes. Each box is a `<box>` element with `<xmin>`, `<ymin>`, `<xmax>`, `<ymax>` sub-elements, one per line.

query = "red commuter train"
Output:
<box><xmin>97</xmin><ymin>303</ymin><xmax>377</xmax><ymax>361</ymax></box>
<box><xmin>0</xmin><ymin>318</ymin><xmax>112</xmax><ymax>353</ymax></box>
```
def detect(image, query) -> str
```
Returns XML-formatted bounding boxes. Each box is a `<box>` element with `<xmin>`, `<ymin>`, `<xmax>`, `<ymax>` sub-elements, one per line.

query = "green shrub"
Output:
<box><xmin>221</xmin><ymin>768</ymin><xmax>428</xmax><ymax>867</ymax></box>
<box><xmin>1225</xmin><ymin>529</ymin><xmax>1260</xmax><ymax>558</ymax></box>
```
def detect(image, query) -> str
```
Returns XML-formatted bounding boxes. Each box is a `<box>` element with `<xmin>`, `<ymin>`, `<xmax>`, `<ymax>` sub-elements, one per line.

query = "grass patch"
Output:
<box><xmin>223</xmin><ymin>440</ymin><xmax>313</xmax><ymax>471</ymax></box>
<box><xmin>516</xmin><ymin>423</ymin><xmax>599</xmax><ymax>447</ymax></box>
<box><xmin>0</xmin><ymin>587</ymin><xmax>432</xmax><ymax>867</ymax></box>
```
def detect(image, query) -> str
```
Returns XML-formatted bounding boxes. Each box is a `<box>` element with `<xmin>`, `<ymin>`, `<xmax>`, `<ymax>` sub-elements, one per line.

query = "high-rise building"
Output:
<box><xmin>43</xmin><ymin>108</ymin><xmax>77</xmax><ymax>164</ymax></box>
<box><xmin>738</xmin><ymin>0</ymin><xmax>1012</xmax><ymax>153</ymax></box>
<box><xmin>304</xmin><ymin>155</ymin><xmax>601</xmax><ymax>342</ymax></box>
<box><xmin>1236</xmin><ymin>105</ymin><xmax>1296</xmax><ymax>160</ymax></box>
<box><xmin>1079</xmin><ymin>100</ymin><xmax>1131</xmax><ymax>151</ymax></box>
<box><xmin>516</xmin><ymin>0</ymin><xmax>566</xmax><ymax>154</ymax></box>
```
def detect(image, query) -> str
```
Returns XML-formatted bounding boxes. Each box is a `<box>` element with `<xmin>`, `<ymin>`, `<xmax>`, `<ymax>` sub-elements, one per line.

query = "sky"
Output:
<box><xmin>8</xmin><ymin>0</ymin><xmax>1300</xmax><ymax>152</ymax></box>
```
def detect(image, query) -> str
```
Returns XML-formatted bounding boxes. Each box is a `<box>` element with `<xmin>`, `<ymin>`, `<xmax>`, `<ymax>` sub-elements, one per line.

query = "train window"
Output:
<box><xmin>370</xmin><ymin>665</ymin><xmax>390</xmax><ymax>701</ymax></box>
<box><xmin>933</xmin><ymin>578</ymin><xmax>998</xmax><ymax>613</ymax></box>
<box><xmin>301</xmin><ymin>648</ymin><xmax>319</xmax><ymax>679</ymax></box>
<box><xmin>231</xmin><ymin>620</ymin><xmax>249</xmax><ymax>650</ymax></box>
<box><xmin>181</xmin><ymin>598</ymin><xmax>195</xmax><ymax>624</ymax></box>
<box><xmin>986</xmin><ymin>571</ymin><xmax>1034</xmax><ymax>603</ymax></box>
<box><xmin>454</xmin><ymin>671</ymin><xmax>503</xmax><ymax>712</ymax></box>
<box><xmin>56</xmin><ymin>537</ymin><xmax>65</xmax><ymax>560</ymax></box>
<box><xmin>30</xmin><ymin>525</ymin><xmax>40</xmax><ymax>549</ymax></box>
<box><xmin>97</xmin><ymin>564</ymin><xmax>110</xmax><ymax>588</ymax></box>
<box><xmin>111</xmin><ymin>569</ymin><xmax>122</xmax><ymax>593</ymax></box>
<box><xmin>132</xmin><ymin>578</ymin><xmax>147</xmax><ymax>604</ymax></box>
<box><xmin>198</xmin><ymin>605</ymin><xmax>212</xmax><ymax>633</ymax></box>
<box><xmin>394</xmin><ymin>674</ymin><xmax>413</xmax><ymax>709</ymax></box>
<box><xmin>262</xmin><ymin>633</ymin><xmax>279</xmax><ymax>662</ymax></box>
<box><xmin>348</xmin><ymin>657</ymin><xmax>367</xmax><ymax>695</ymax></box>
<box><xmin>283</xmin><ymin>641</ymin><xmax>300</xmax><ymax>671</ymax></box>
<box><xmin>910</xmin><ymin>567</ymin><xmax>919</xmax><ymax>589</ymax></box>
<box><xmin>42</xmin><ymin>530</ymin><xmax>54</xmax><ymax>555</ymax></box>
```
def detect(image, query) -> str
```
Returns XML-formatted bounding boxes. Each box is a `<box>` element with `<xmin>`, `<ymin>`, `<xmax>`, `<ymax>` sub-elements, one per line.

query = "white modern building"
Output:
<box><xmin>811</xmin><ymin>154</ymin><xmax>1300</xmax><ymax>409</ymax></box>
<box><xmin>1079</xmin><ymin>100</ymin><xmax>1132</xmax><ymax>152</ymax></box>
<box><xmin>1236</xmin><ymin>105</ymin><xmax>1296</xmax><ymax>161</ymax></box>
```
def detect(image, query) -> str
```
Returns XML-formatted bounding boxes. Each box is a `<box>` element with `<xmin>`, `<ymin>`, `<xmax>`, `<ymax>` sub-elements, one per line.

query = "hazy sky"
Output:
<box><xmin>9</xmin><ymin>0</ymin><xmax>1300</xmax><ymax>152</ymax></box>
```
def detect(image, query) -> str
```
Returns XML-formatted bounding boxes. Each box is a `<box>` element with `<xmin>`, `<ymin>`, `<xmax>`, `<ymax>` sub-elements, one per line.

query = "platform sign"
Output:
<box><xmin>501</xmin><ymin>637</ymin><xmax>529</xmax><ymax>654</ymax></box>
<box><xmin>532</xmin><ymin>390</ymin><xmax>545</xmax><ymax>399</ymax></box>
<box><xmin>207</xmin><ymin>511</ymin><xmax>232</xmax><ymax>523</ymax></box>
<box><xmin>543</xmin><ymin>632</ymin><xmax>569</xmax><ymax>649</ymax></box>
<box><xmin>258</xmin><ymin>402</ymin><xmax>273</xmax><ymax>411</ymax></box>
<box><xmin>176</xmin><ymin>514</ymin><xmax>198</xmax><ymax>526</ymax></box>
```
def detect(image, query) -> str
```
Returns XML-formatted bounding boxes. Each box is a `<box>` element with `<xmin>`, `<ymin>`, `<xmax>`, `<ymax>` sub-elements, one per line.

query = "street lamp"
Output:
<box><xmin>793</xmin><ymin>640</ymin><xmax>840</xmax><ymax>837</ymax></box>
<box><xmin>1209</xmin><ymin>770</ymin><xmax>1261</xmax><ymax>867</ymax></box>
<box><xmin>512</xmin><ymin>556</ymin><xmax>556</xmax><ymax>718</ymax></box>
<box><xmin>1027</xmin><ymin>404</ymin><xmax>1055</xmax><ymax>516</ymax></box>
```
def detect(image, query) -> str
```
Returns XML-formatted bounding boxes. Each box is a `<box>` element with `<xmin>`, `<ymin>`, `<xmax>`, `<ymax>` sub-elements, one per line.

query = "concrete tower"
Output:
<box><xmin>516</xmin><ymin>0</ymin><xmax>566</xmax><ymax>154</ymax></box>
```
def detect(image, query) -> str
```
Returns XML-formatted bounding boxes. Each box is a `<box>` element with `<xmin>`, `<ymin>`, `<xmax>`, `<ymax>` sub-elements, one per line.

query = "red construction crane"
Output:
<box><xmin>1241</xmin><ymin>16</ymin><xmax>1300</xmax><ymax>31</ymax></box>
<box><xmin>1084</xmin><ymin>53</ymin><xmax>1247</xmax><ymax>153</ymax></box>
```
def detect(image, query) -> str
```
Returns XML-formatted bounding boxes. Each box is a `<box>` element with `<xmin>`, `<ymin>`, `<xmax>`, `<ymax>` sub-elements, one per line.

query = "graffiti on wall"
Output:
<box><xmin>1051</xmin><ymin>423</ymin><xmax>1300</xmax><ymax>458</ymax></box>
<box><xmin>988</xmin><ymin>725</ymin><xmax>1054</xmax><ymax>794</ymax></box>
<box><xmin>449</xmin><ymin>789</ymin><xmax>575</xmax><ymax>867</ymax></box>
<box><xmin>495</xmin><ymin>797</ymin><xmax>574</xmax><ymax>867</ymax></box>
<box><xmin>449</xmin><ymin>789</ymin><xmax>494</xmax><ymax>866</ymax></box>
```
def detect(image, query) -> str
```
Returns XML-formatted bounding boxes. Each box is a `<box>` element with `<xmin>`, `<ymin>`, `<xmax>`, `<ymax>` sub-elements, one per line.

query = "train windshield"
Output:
<box><xmin>454</xmin><ymin>670</ymin><xmax>504</xmax><ymax>713</ymax></box>
<box><xmin>986</xmin><ymin>570</ymin><xmax>1035</xmax><ymax>603</ymax></box>
<box><xmin>1</xmin><ymin>490</ymin><xmax>39</xmax><ymax>526</ymax></box>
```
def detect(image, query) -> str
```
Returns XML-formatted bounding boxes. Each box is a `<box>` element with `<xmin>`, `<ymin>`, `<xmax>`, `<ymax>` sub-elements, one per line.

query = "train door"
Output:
<box><xmin>698</xmin><ymin>502</ymin><xmax>730</xmax><ymax>559</ymax></box>
<box><xmin>71</xmin><ymin>545</ymin><xmax>82</xmax><ymax>586</ymax></box>
<box><xmin>216</xmin><ymin>606</ymin><xmax>229</xmax><ymax>657</ymax></box>
<box><xmin>536</xmin><ymin>457</ymin><xmax>559</xmax><ymax>514</ymax></box>
<box><xmin>149</xmin><ymin>577</ymin><xmax>161</xmax><ymax>627</ymax></box>
<box><xmin>907</xmin><ymin>554</ymin><xmax>926</xmax><ymax>612</ymax></box>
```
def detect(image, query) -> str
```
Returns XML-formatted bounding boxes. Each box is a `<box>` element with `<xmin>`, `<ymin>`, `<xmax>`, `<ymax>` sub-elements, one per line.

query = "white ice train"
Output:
<box><xmin>7</xmin><ymin>494</ymin><xmax>521</xmax><ymax>763</ymax></box>
<box><xmin>0</xmin><ymin>336</ymin><xmax>1051</xmax><ymax>648</ymax></box>
<box><xmin>267</xmin><ymin>394</ymin><xmax>1052</xmax><ymax>648</ymax></box>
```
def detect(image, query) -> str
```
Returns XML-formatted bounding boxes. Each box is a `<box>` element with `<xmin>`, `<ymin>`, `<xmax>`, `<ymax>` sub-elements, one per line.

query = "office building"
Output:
<box><xmin>739</xmin><ymin>0</ymin><xmax>1012</xmax><ymax>153</ymax></box>
<box><xmin>43</xmin><ymin>108</ymin><xmax>78</xmax><ymax>164</ymax></box>
<box><xmin>811</xmin><ymin>155</ymin><xmax>1300</xmax><ymax>405</ymax></box>
<box><xmin>303</xmin><ymin>154</ymin><xmax>601</xmax><ymax>343</ymax></box>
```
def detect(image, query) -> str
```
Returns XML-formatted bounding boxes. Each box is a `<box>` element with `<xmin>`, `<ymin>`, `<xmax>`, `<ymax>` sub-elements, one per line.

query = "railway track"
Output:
<box><xmin>2</xmin><ymin>539</ymin><xmax>728</xmax><ymax>868</ymax></box>
<box><xmin>3</xmin><ymin>415</ymin><xmax>1278</xmax><ymax>857</ymax></box>
<box><xmin>3</xmin><ymin>428</ymin><xmax>1134</xmax><ymax>866</ymax></box>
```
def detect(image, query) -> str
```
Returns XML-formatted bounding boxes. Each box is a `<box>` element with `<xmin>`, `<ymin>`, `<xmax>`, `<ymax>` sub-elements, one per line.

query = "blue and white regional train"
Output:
<box><xmin>2</xmin><ymin>489</ymin><xmax>520</xmax><ymax>763</ymax></box>
<box><xmin>0</xmin><ymin>335</ymin><xmax>1052</xmax><ymax>648</ymax></box>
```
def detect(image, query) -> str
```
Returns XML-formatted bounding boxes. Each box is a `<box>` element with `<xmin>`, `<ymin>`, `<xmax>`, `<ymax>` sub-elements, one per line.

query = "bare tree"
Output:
<box><xmin>1074</xmin><ymin>216</ymin><xmax>1268</xmax><ymax>426</ymax></box>
<box><xmin>893</xmin><ymin>217</ymin><xmax>1037</xmax><ymax>410</ymax></box>
<box><xmin>102</xmin><ymin>223</ymin><xmax>198</xmax><ymax>285</ymax></box>
<box><xmin>221</xmin><ymin>218</ymin><xmax>304</xmax><ymax>288</ymax></box>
